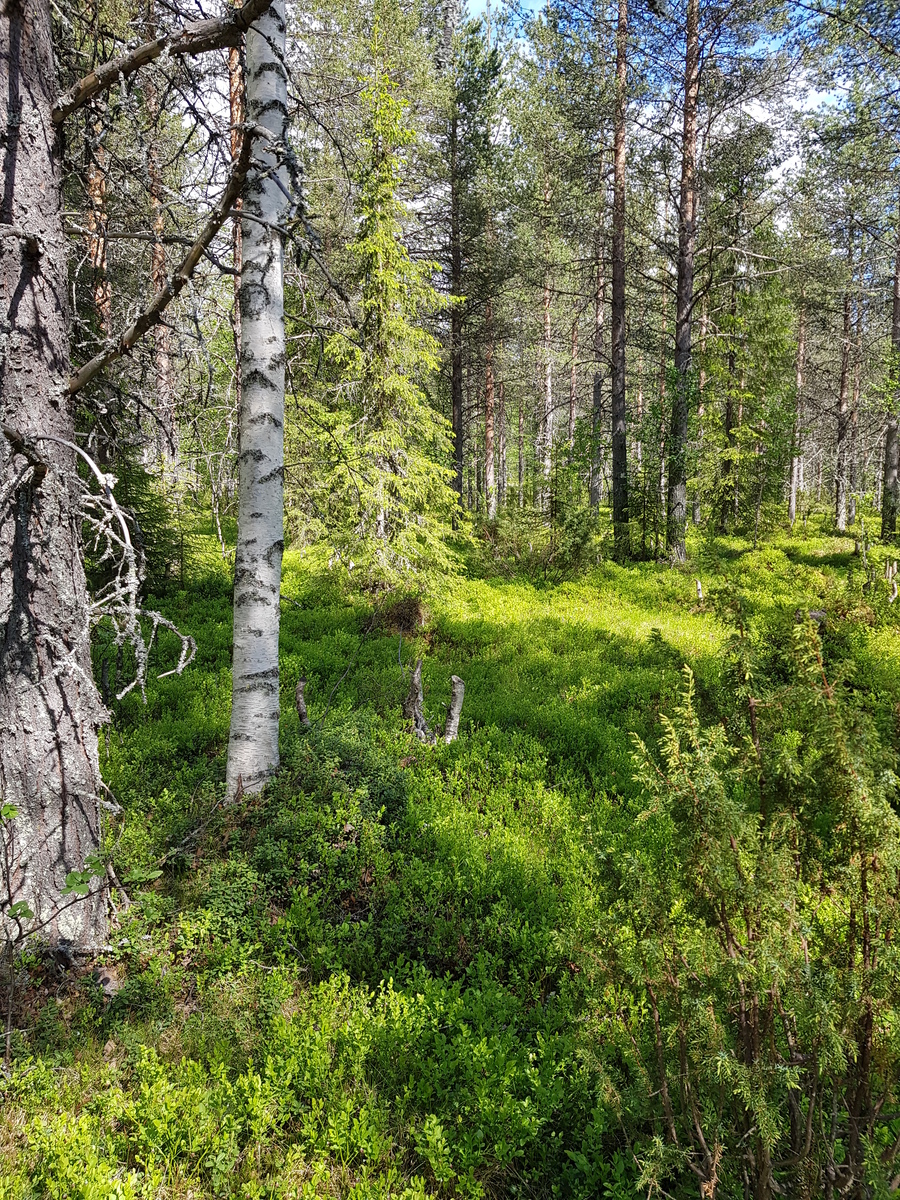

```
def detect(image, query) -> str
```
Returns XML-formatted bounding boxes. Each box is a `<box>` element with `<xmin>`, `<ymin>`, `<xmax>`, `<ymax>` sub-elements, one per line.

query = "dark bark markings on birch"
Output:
<box><xmin>225</xmin><ymin>0</ymin><xmax>289</xmax><ymax>801</ymax></box>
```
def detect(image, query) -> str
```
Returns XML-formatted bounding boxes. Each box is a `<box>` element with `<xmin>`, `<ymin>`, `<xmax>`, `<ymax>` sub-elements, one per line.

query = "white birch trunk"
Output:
<box><xmin>226</xmin><ymin>0</ymin><xmax>288</xmax><ymax>801</ymax></box>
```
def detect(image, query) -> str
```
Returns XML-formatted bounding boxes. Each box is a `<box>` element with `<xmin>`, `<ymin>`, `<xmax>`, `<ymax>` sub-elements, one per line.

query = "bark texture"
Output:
<box><xmin>0</xmin><ymin>0</ymin><xmax>107</xmax><ymax>947</ymax></box>
<box><xmin>449</xmin><ymin>114</ymin><xmax>464</xmax><ymax>502</ymax></box>
<box><xmin>610</xmin><ymin>0</ymin><xmax>630</xmax><ymax>559</ymax></box>
<box><xmin>590</xmin><ymin>228</ymin><xmax>605</xmax><ymax>510</ymax></box>
<box><xmin>666</xmin><ymin>0</ymin><xmax>699</xmax><ymax>563</ymax></box>
<box><xmin>835</xmin><ymin>290</ymin><xmax>851</xmax><ymax>533</ymax></box>
<box><xmin>225</xmin><ymin>0</ymin><xmax>288</xmax><ymax>802</ymax></box>
<box><xmin>484</xmin><ymin>299</ymin><xmax>496</xmax><ymax>519</ymax></box>
<box><xmin>789</xmin><ymin>305</ymin><xmax>805</xmax><ymax>527</ymax></box>
<box><xmin>883</xmin><ymin>213</ymin><xmax>900</xmax><ymax>539</ymax></box>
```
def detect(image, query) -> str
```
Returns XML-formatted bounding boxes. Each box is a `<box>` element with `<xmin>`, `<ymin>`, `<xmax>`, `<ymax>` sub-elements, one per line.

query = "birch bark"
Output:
<box><xmin>225</xmin><ymin>0</ymin><xmax>288</xmax><ymax>801</ymax></box>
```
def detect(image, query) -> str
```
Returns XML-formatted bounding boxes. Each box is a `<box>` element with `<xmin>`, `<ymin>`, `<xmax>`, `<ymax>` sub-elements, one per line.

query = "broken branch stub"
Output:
<box><xmin>403</xmin><ymin>658</ymin><xmax>432</xmax><ymax>742</ymax></box>
<box><xmin>402</xmin><ymin>659</ymin><xmax>465</xmax><ymax>745</ymax></box>
<box><xmin>295</xmin><ymin>677</ymin><xmax>311</xmax><ymax>729</ymax></box>
<box><xmin>444</xmin><ymin>676</ymin><xmax>465</xmax><ymax>744</ymax></box>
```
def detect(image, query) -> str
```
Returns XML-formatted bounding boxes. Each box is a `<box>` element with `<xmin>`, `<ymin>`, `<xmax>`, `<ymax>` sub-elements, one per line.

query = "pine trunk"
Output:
<box><xmin>229</xmin><ymin>43</ymin><xmax>244</xmax><ymax>463</ymax></box>
<box><xmin>0</xmin><ymin>0</ymin><xmax>107</xmax><ymax>948</ymax></box>
<box><xmin>610</xmin><ymin>0</ymin><xmax>630</xmax><ymax>558</ymax></box>
<box><xmin>540</xmin><ymin>263</ymin><xmax>553</xmax><ymax>509</ymax></box>
<box><xmin>484</xmin><ymin>300</ymin><xmax>496</xmax><ymax>519</ymax></box>
<box><xmin>666</xmin><ymin>0</ymin><xmax>699</xmax><ymax>562</ymax></box>
<box><xmin>590</xmin><ymin>226</ymin><xmax>606</xmax><ymax>510</ymax></box>
<box><xmin>450</xmin><ymin>114</ymin><xmax>464</xmax><ymax>501</ymax></box>
<box><xmin>883</xmin><ymin>210</ymin><xmax>900</xmax><ymax>538</ymax></box>
<box><xmin>498</xmin><ymin>374</ymin><xmax>507</xmax><ymax>505</ymax></box>
<box><xmin>225</xmin><ymin>0</ymin><xmax>287</xmax><ymax>801</ymax></box>
<box><xmin>835</xmin><ymin>290</ymin><xmax>851</xmax><ymax>533</ymax></box>
<box><xmin>789</xmin><ymin>305</ymin><xmax>805</xmax><ymax>527</ymax></box>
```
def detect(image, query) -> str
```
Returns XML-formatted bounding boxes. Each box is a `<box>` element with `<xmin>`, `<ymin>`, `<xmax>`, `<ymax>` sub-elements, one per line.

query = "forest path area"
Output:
<box><xmin>3</xmin><ymin>523</ymin><xmax>900</xmax><ymax>1200</ymax></box>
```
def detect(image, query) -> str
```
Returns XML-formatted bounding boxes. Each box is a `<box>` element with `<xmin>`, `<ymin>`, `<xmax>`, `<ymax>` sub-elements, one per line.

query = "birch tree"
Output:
<box><xmin>226</xmin><ymin>0</ymin><xmax>289</xmax><ymax>802</ymax></box>
<box><xmin>0</xmin><ymin>0</ymin><xmax>270</xmax><ymax>948</ymax></box>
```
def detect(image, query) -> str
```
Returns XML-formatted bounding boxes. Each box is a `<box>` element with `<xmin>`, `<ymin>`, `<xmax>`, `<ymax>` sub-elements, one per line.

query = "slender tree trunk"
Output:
<box><xmin>568</xmin><ymin>319</ymin><xmax>578</xmax><ymax>449</ymax></box>
<box><xmin>518</xmin><ymin>388</ymin><xmax>525</xmax><ymax>506</ymax></box>
<box><xmin>226</xmin><ymin>0</ymin><xmax>287</xmax><ymax>801</ymax></box>
<box><xmin>147</xmin><ymin>141</ymin><xmax>177</xmax><ymax>472</ymax></box>
<box><xmin>836</xmin><ymin>289</ymin><xmax>851</xmax><ymax>533</ymax></box>
<box><xmin>484</xmin><ymin>299</ymin><xmax>496</xmax><ymax>518</ymax></box>
<box><xmin>540</xmin><ymin>253</ymin><xmax>553</xmax><ymax>509</ymax></box>
<box><xmin>720</xmin><ymin>279</ymin><xmax>738</xmax><ymax>532</ymax></box>
<box><xmin>86</xmin><ymin>136</ymin><xmax>112</xmax><ymax>337</ymax></box>
<box><xmin>450</xmin><ymin>114</ymin><xmax>464</xmax><ymax>502</ymax></box>
<box><xmin>610</xmin><ymin>0</ymin><xmax>630</xmax><ymax>558</ymax></box>
<box><xmin>590</xmin><ymin>225</ymin><xmax>606</xmax><ymax>509</ymax></box>
<box><xmin>883</xmin><ymin>206</ymin><xmax>900</xmax><ymax>538</ymax></box>
<box><xmin>789</xmin><ymin>304</ymin><xmax>805</xmax><ymax>527</ymax></box>
<box><xmin>498</xmin><ymin>373</ymin><xmax>507</xmax><ymax>506</ymax></box>
<box><xmin>0</xmin><ymin>0</ymin><xmax>108</xmax><ymax>947</ymax></box>
<box><xmin>849</xmin><ymin>297</ymin><xmax>862</xmax><ymax>525</ymax></box>
<box><xmin>666</xmin><ymin>0</ymin><xmax>699</xmax><ymax>562</ymax></box>
<box><xmin>692</xmin><ymin>300</ymin><xmax>707</xmax><ymax>525</ymax></box>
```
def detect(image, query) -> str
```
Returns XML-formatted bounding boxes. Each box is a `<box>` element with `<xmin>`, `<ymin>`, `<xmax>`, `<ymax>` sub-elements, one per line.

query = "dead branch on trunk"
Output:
<box><xmin>68</xmin><ymin>121</ymin><xmax>259</xmax><ymax>396</ymax></box>
<box><xmin>52</xmin><ymin>0</ymin><xmax>274</xmax><ymax>125</ymax></box>
<box><xmin>1</xmin><ymin>429</ymin><xmax>196</xmax><ymax>700</ymax></box>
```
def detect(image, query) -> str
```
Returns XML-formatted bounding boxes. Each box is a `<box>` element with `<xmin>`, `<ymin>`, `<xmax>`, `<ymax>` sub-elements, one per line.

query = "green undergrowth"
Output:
<box><xmin>3</xmin><ymin>516</ymin><xmax>900</xmax><ymax>1198</ymax></box>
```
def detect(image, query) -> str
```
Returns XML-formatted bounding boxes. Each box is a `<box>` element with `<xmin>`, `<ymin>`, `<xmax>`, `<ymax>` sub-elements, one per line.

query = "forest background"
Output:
<box><xmin>3</xmin><ymin>0</ymin><xmax>900</xmax><ymax>1197</ymax></box>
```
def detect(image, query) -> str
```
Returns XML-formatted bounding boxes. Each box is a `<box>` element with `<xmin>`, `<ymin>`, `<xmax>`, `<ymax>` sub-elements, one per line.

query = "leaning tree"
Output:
<box><xmin>0</xmin><ymin>0</ymin><xmax>272</xmax><ymax>949</ymax></box>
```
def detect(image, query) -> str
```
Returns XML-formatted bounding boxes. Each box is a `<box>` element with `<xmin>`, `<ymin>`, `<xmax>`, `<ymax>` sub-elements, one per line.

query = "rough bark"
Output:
<box><xmin>144</xmin><ymin>34</ymin><xmax>177</xmax><ymax>473</ymax></box>
<box><xmin>610</xmin><ymin>0</ymin><xmax>630</xmax><ymax>559</ymax></box>
<box><xmin>229</xmin><ymin>44</ymin><xmax>244</xmax><ymax>457</ymax></box>
<box><xmin>225</xmin><ymin>0</ymin><xmax>288</xmax><ymax>802</ymax></box>
<box><xmin>883</xmin><ymin>210</ymin><xmax>900</xmax><ymax>539</ymax></box>
<box><xmin>848</xmin><ymin>299</ymin><xmax>861</xmax><ymax>525</ymax></box>
<box><xmin>666</xmin><ymin>0</ymin><xmax>699</xmax><ymax>563</ymax></box>
<box><xmin>86</xmin><ymin>139</ymin><xmax>112</xmax><ymax>335</ymax></box>
<box><xmin>294</xmin><ymin>678</ymin><xmax>310</xmax><ymax>729</ymax></box>
<box><xmin>0</xmin><ymin>0</ymin><xmax>107</xmax><ymax>948</ymax></box>
<box><xmin>836</xmin><ymin>290</ymin><xmax>851</xmax><ymax>533</ymax></box>
<box><xmin>498</xmin><ymin>374</ymin><xmax>507</xmax><ymax>505</ymax></box>
<box><xmin>590</xmin><ymin>227</ymin><xmax>606</xmax><ymax>510</ymax></box>
<box><xmin>568</xmin><ymin>319</ymin><xmax>578</xmax><ymax>449</ymax></box>
<box><xmin>789</xmin><ymin>305</ymin><xmax>805</xmax><ymax>527</ymax></box>
<box><xmin>518</xmin><ymin>389</ymin><xmax>525</xmax><ymax>506</ymax></box>
<box><xmin>540</xmin><ymin>255</ymin><xmax>553</xmax><ymax>510</ymax></box>
<box><xmin>484</xmin><ymin>299</ymin><xmax>496</xmax><ymax>519</ymax></box>
<box><xmin>449</xmin><ymin>113</ymin><xmax>464</xmax><ymax>502</ymax></box>
<box><xmin>720</xmin><ymin>279</ymin><xmax>738</xmax><ymax>532</ymax></box>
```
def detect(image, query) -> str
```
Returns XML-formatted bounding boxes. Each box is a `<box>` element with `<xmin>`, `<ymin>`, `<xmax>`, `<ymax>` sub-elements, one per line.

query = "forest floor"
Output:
<box><xmin>3</xmin><ymin>519</ymin><xmax>900</xmax><ymax>1199</ymax></box>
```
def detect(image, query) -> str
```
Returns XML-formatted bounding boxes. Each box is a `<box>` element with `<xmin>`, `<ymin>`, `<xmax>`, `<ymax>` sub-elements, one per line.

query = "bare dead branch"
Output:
<box><xmin>52</xmin><ymin>0</ymin><xmax>274</xmax><ymax>125</ymax></box>
<box><xmin>68</xmin><ymin>122</ymin><xmax>258</xmax><ymax>396</ymax></box>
